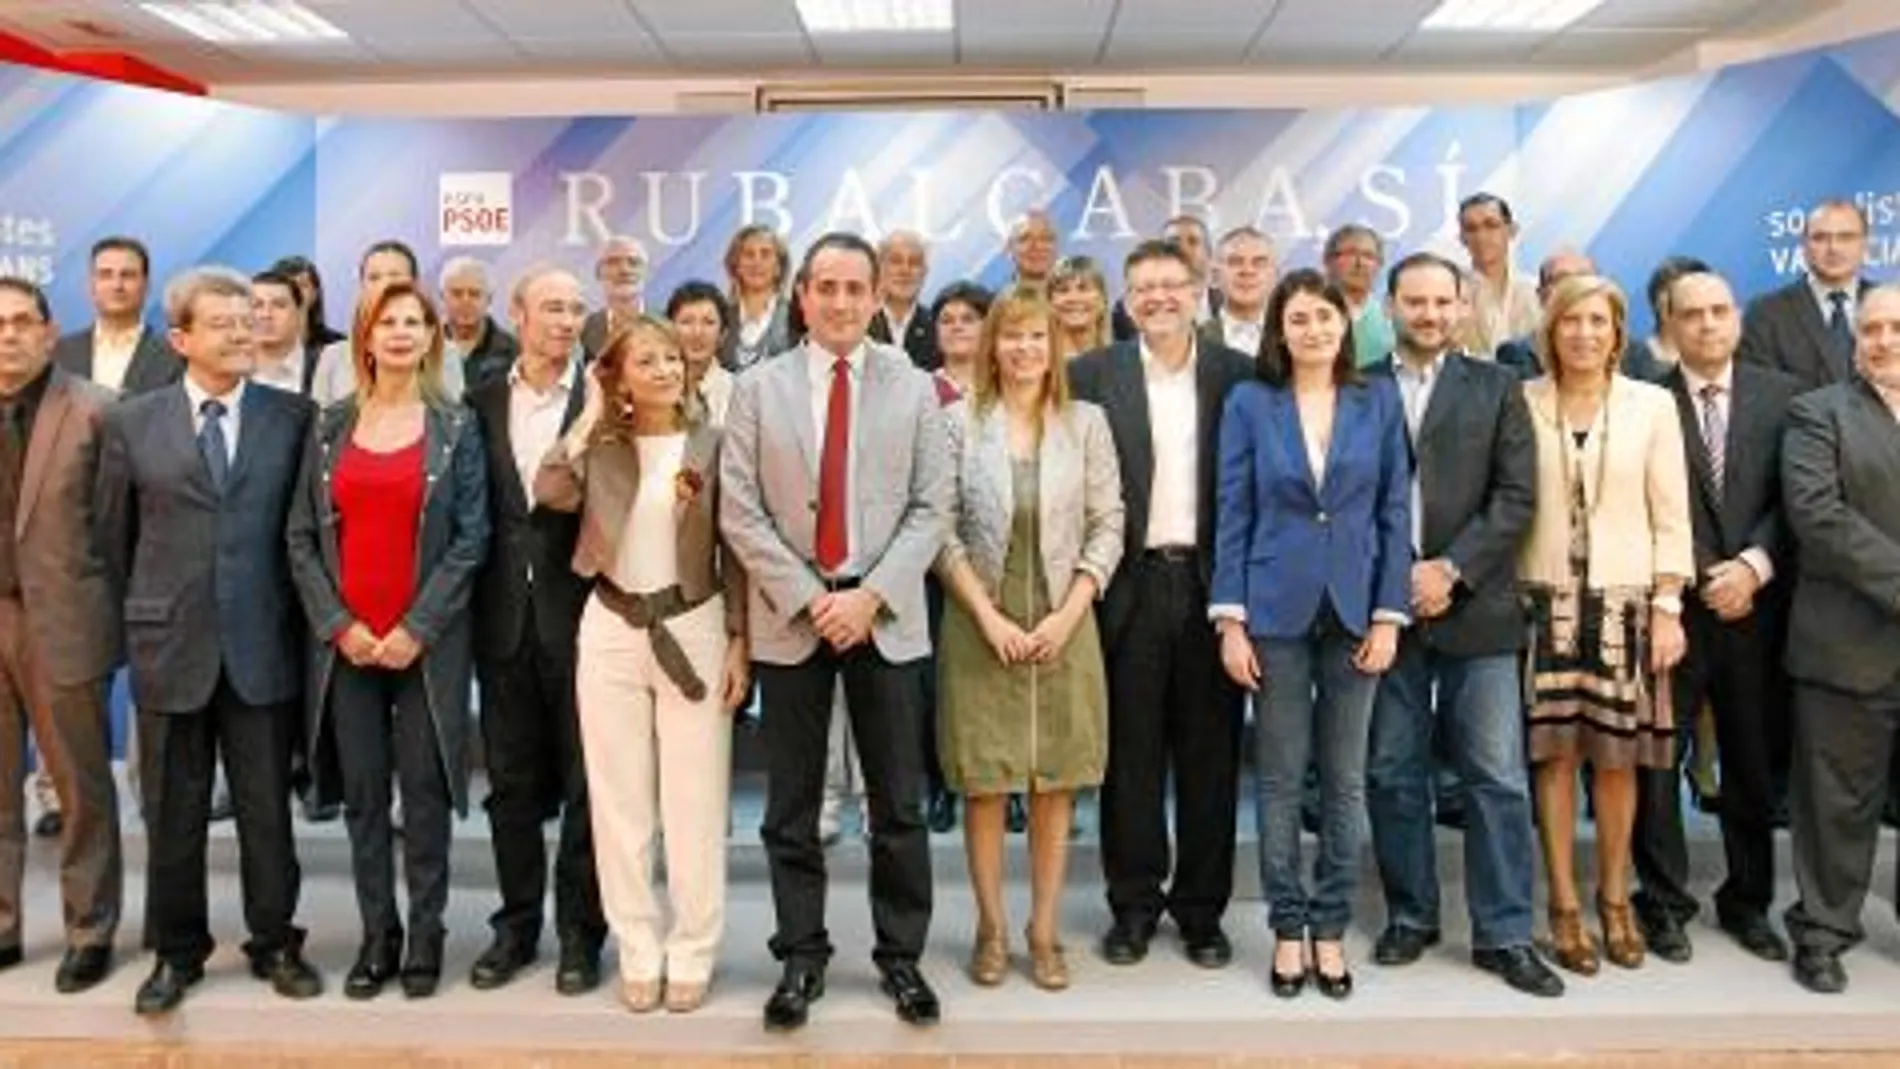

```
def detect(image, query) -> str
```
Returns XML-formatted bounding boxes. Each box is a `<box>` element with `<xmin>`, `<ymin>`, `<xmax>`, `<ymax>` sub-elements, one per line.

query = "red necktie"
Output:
<box><xmin>815</xmin><ymin>358</ymin><xmax>851</xmax><ymax>572</ymax></box>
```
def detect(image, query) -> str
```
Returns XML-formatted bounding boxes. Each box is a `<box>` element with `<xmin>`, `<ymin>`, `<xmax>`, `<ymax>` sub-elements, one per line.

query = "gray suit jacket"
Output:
<box><xmin>939</xmin><ymin>398</ymin><xmax>1124</xmax><ymax>607</ymax></box>
<box><xmin>1739</xmin><ymin>277</ymin><xmax>1875</xmax><ymax>393</ymax></box>
<box><xmin>53</xmin><ymin>325</ymin><xmax>183</xmax><ymax>396</ymax></box>
<box><xmin>13</xmin><ymin>368</ymin><xmax>121</xmax><ymax>686</ymax></box>
<box><xmin>719</xmin><ymin>341</ymin><xmax>950</xmax><ymax>665</ymax></box>
<box><xmin>1781</xmin><ymin>377</ymin><xmax>1900</xmax><ymax>695</ymax></box>
<box><xmin>97</xmin><ymin>381</ymin><xmax>316</xmax><ymax>712</ymax></box>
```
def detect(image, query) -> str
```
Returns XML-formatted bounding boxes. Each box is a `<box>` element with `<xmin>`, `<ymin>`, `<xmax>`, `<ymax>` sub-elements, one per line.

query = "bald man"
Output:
<box><xmin>467</xmin><ymin>268</ymin><xmax>602</xmax><ymax>994</ymax></box>
<box><xmin>581</xmin><ymin>236</ymin><xmax>647</xmax><ymax>363</ymax></box>
<box><xmin>869</xmin><ymin>231</ymin><xmax>936</xmax><ymax>370</ymax></box>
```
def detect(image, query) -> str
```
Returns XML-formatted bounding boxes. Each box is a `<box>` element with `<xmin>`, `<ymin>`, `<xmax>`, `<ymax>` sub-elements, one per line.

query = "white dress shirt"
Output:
<box><xmin>1680</xmin><ymin>360</ymin><xmax>1775</xmax><ymax>586</ymax></box>
<box><xmin>250</xmin><ymin>343</ymin><xmax>307</xmax><ymax>395</ymax></box>
<box><xmin>508</xmin><ymin>357</ymin><xmax>578</xmax><ymax>505</ymax></box>
<box><xmin>1141</xmin><ymin>338</ymin><xmax>1200</xmax><ymax>548</ymax></box>
<box><xmin>1393</xmin><ymin>350</ymin><xmax>1447</xmax><ymax>554</ymax></box>
<box><xmin>616</xmin><ymin>432</ymin><xmax>686</xmax><ymax>594</ymax></box>
<box><xmin>740</xmin><ymin>294</ymin><xmax>781</xmax><ymax>349</ymax></box>
<box><xmin>1218</xmin><ymin>309</ymin><xmax>1265</xmax><ymax>357</ymax></box>
<box><xmin>882</xmin><ymin>303</ymin><xmax>916</xmax><ymax>347</ymax></box>
<box><xmin>1810</xmin><ymin>274</ymin><xmax>1858</xmax><ymax>326</ymax></box>
<box><xmin>807</xmin><ymin>340</ymin><xmax>866</xmax><ymax>575</ymax></box>
<box><xmin>697</xmin><ymin>363</ymin><xmax>733</xmax><ymax>427</ymax></box>
<box><xmin>183</xmin><ymin>375</ymin><xmax>245</xmax><ymax>462</ymax></box>
<box><xmin>91</xmin><ymin>324</ymin><xmax>143</xmax><ymax>393</ymax></box>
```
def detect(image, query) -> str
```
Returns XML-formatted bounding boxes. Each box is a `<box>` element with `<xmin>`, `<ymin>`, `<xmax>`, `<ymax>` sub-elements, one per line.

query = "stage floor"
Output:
<box><xmin>3</xmin><ymin>774</ymin><xmax>1899</xmax><ymax>1064</ymax></box>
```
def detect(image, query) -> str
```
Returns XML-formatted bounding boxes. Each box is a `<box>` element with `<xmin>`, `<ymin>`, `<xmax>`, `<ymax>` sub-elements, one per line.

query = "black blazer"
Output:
<box><xmin>1738</xmin><ymin>277</ymin><xmax>1875</xmax><ymax>393</ymax></box>
<box><xmin>1067</xmin><ymin>338</ymin><xmax>1252</xmax><ymax>644</ymax></box>
<box><xmin>1781</xmin><ymin>377</ymin><xmax>1900</xmax><ymax>695</ymax></box>
<box><xmin>96</xmin><ymin>381</ymin><xmax>316</xmax><ymax>712</ymax></box>
<box><xmin>54</xmin><ymin>324</ymin><xmax>184</xmax><ymax>396</ymax></box>
<box><xmin>467</xmin><ymin>373</ymin><xmax>589</xmax><ymax>662</ymax></box>
<box><xmin>1660</xmin><ymin>362</ymin><xmax>1798</xmax><ymax>581</ymax></box>
<box><xmin>1368</xmin><ymin>354</ymin><xmax>1535</xmax><ymax>656</ymax></box>
<box><xmin>1111</xmin><ymin>289</ymin><xmax>1223</xmax><ymax>343</ymax></box>
<box><xmin>868</xmin><ymin>306</ymin><xmax>938</xmax><ymax>371</ymax></box>
<box><xmin>461</xmin><ymin>315</ymin><xmax>523</xmax><ymax>393</ymax></box>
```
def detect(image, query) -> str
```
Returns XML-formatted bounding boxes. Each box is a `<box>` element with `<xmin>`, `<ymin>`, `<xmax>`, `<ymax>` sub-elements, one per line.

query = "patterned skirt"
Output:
<box><xmin>1522</xmin><ymin>580</ymin><xmax>1676</xmax><ymax>770</ymax></box>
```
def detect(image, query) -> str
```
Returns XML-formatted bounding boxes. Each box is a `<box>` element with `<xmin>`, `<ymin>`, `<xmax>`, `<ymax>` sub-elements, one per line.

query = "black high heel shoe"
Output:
<box><xmin>1269</xmin><ymin>935</ymin><xmax>1307</xmax><ymax>999</ymax></box>
<box><xmin>1313</xmin><ymin>939</ymin><xmax>1353</xmax><ymax>1000</ymax></box>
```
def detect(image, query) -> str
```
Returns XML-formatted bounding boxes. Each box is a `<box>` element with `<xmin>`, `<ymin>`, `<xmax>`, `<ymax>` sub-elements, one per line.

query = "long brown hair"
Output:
<box><xmin>351</xmin><ymin>279</ymin><xmax>446</xmax><ymax>404</ymax></box>
<box><xmin>593</xmin><ymin>313</ymin><xmax>690</xmax><ymax>439</ymax></box>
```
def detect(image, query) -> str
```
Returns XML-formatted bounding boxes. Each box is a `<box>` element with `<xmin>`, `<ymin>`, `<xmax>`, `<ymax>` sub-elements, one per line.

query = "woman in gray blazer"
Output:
<box><xmin>936</xmin><ymin>289</ymin><xmax>1125</xmax><ymax>991</ymax></box>
<box><xmin>722</xmin><ymin>225</ymin><xmax>793</xmax><ymax>372</ymax></box>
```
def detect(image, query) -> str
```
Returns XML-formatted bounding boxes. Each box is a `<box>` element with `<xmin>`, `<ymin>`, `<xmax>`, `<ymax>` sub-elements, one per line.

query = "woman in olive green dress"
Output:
<box><xmin>937</xmin><ymin>290</ymin><xmax>1125</xmax><ymax>990</ymax></box>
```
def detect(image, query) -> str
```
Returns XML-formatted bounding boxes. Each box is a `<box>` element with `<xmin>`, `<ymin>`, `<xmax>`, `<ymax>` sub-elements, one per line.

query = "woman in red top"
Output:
<box><xmin>287</xmin><ymin>280</ymin><xmax>489</xmax><ymax>1001</ymax></box>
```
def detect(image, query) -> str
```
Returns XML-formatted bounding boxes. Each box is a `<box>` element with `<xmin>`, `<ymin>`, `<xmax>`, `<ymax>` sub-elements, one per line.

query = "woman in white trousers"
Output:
<box><xmin>536</xmin><ymin>316</ymin><xmax>749</xmax><ymax>1014</ymax></box>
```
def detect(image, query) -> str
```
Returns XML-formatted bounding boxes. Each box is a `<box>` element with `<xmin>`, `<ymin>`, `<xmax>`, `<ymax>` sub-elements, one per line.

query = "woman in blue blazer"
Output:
<box><xmin>1211</xmin><ymin>268</ymin><xmax>1411</xmax><ymax>999</ymax></box>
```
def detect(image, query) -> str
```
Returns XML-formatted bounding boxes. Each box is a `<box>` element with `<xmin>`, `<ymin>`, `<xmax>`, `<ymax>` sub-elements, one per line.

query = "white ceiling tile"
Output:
<box><xmin>658</xmin><ymin>31</ymin><xmax>814</xmax><ymax>64</ymax></box>
<box><xmin>512</xmin><ymin>35</ymin><xmax>668</xmax><ymax>62</ymax></box>
<box><xmin>811</xmin><ymin>30</ymin><xmax>954</xmax><ymax>64</ymax></box>
<box><xmin>327</xmin><ymin>0</ymin><xmax>506</xmax><ymax>45</ymax></box>
<box><xmin>1103</xmin><ymin>31</ymin><xmax>1251</xmax><ymax>65</ymax></box>
<box><xmin>1385</xmin><ymin>31</ymin><xmax>1555</xmax><ymax>63</ymax></box>
<box><xmin>958</xmin><ymin>31</ymin><xmax>1103</xmax><ymax>65</ymax></box>
<box><xmin>1533</xmin><ymin>27</ymin><xmax>1701</xmax><ymax>63</ymax></box>
<box><xmin>1110</xmin><ymin>0</ymin><xmax>1277</xmax><ymax>31</ymax></box>
<box><xmin>954</xmin><ymin>0</ymin><xmax>1115</xmax><ymax>35</ymax></box>
<box><xmin>463</xmin><ymin>0</ymin><xmax>649</xmax><ymax>38</ymax></box>
<box><xmin>630</xmin><ymin>0</ymin><xmax>803</xmax><ymax>35</ymax></box>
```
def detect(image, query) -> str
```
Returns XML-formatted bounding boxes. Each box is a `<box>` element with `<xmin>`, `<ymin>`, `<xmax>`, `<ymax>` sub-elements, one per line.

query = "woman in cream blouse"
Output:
<box><xmin>1518</xmin><ymin>274</ymin><xmax>1692</xmax><ymax>977</ymax></box>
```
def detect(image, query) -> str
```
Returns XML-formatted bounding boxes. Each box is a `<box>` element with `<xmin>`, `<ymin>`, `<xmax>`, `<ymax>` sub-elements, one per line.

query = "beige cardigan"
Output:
<box><xmin>1519</xmin><ymin>374</ymin><xmax>1695</xmax><ymax>591</ymax></box>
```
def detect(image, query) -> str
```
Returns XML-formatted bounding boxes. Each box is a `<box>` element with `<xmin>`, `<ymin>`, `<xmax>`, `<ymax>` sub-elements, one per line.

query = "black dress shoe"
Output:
<box><xmin>32</xmin><ymin>811</ymin><xmax>61</xmax><ymax>838</ymax></box>
<box><xmin>1793</xmin><ymin>946</ymin><xmax>1847</xmax><ymax>994</ymax></box>
<box><xmin>554</xmin><ymin>939</ymin><xmax>601</xmax><ymax>996</ymax></box>
<box><xmin>877</xmin><ymin>963</ymin><xmax>941</xmax><ymax>1025</ymax></box>
<box><xmin>763</xmin><ymin>963</ymin><xmax>825</xmax><ymax>1031</ymax></box>
<box><xmin>1372</xmin><ymin>925</ymin><xmax>1441</xmax><ymax>966</ymax></box>
<box><xmin>1719</xmin><ymin>913</ymin><xmax>1790</xmax><ymax>963</ymax></box>
<box><xmin>252</xmin><ymin>946</ymin><xmax>323</xmax><ymax>1000</ymax></box>
<box><xmin>469</xmin><ymin>936</ymin><xmax>537</xmax><ymax>990</ymax></box>
<box><xmin>344</xmin><ymin>932</ymin><xmax>402</xmax><ymax>1000</ymax></box>
<box><xmin>1472</xmin><ymin>945</ymin><xmax>1565</xmax><ymax>998</ymax></box>
<box><xmin>1269</xmin><ymin>937</ymin><xmax>1307</xmax><ymax>999</ymax></box>
<box><xmin>1313</xmin><ymin>964</ymin><xmax>1353</xmax><ymax>1000</ymax></box>
<box><xmin>1637</xmin><ymin>909</ymin><xmax>1693</xmax><ymax>964</ymax></box>
<box><xmin>1006</xmin><ymin>794</ymin><xmax>1027</xmax><ymax>833</ymax></box>
<box><xmin>1181</xmin><ymin>926</ymin><xmax>1233</xmax><ymax>969</ymax></box>
<box><xmin>1100</xmin><ymin>919</ymin><xmax>1154</xmax><ymax>966</ymax></box>
<box><xmin>0</xmin><ymin>944</ymin><xmax>22</xmax><ymax>970</ymax></box>
<box><xmin>134</xmin><ymin>960</ymin><xmax>203</xmax><ymax>1015</ymax></box>
<box><xmin>926</xmin><ymin>790</ymin><xmax>957</xmax><ymax>834</ymax></box>
<box><xmin>400</xmin><ymin>931</ymin><xmax>444</xmax><ymax>999</ymax></box>
<box><xmin>55</xmin><ymin>945</ymin><xmax>113</xmax><ymax>994</ymax></box>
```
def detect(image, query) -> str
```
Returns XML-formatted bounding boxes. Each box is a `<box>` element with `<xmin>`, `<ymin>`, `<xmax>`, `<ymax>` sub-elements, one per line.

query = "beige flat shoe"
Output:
<box><xmin>620</xmin><ymin>978</ymin><xmax>662</xmax><ymax>1013</ymax></box>
<box><xmin>1026</xmin><ymin>926</ymin><xmax>1070</xmax><ymax>991</ymax></box>
<box><xmin>665</xmin><ymin>979</ymin><xmax>709</xmax><ymax>1013</ymax></box>
<box><xmin>969</xmin><ymin>925</ymin><xmax>1009</xmax><ymax>987</ymax></box>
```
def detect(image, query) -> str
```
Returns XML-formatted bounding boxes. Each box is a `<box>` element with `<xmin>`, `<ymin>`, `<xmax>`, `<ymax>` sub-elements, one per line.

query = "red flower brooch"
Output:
<box><xmin>675</xmin><ymin>467</ymin><xmax>705</xmax><ymax>505</ymax></box>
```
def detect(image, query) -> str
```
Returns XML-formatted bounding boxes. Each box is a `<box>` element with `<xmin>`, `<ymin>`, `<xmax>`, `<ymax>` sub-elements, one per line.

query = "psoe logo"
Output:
<box><xmin>439</xmin><ymin>172</ymin><xmax>513</xmax><ymax>247</ymax></box>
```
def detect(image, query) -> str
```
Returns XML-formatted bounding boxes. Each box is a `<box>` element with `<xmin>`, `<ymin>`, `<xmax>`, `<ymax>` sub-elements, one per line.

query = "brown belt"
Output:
<box><xmin>593</xmin><ymin>581</ymin><xmax>712</xmax><ymax>702</ymax></box>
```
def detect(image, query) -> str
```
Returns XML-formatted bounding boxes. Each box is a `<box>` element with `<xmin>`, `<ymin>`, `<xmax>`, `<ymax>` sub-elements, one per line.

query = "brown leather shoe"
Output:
<box><xmin>1025</xmin><ymin>926</ymin><xmax>1070</xmax><ymax>991</ymax></box>
<box><xmin>1547</xmin><ymin>907</ymin><xmax>1600</xmax><ymax>976</ymax></box>
<box><xmin>1599</xmin><ymin>897</ymin><xmax>1646</xmax><ymax>969</ymax></box>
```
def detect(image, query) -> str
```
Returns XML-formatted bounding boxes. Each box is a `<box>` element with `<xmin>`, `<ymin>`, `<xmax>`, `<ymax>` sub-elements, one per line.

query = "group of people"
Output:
<box><xmin>1</xmin><ymin>188</ymin><xmax>1898</xmax><ymax>1033</ymax></box>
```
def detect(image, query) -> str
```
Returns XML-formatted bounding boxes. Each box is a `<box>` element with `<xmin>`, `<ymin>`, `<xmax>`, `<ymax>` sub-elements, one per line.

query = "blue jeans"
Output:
<box><xmin>1254</xmin><ymin>624</ymin><xmax>1379</xmax><ymax>940</ymax></box>
<box><xmin>1365</xmin><ymin>638</ymin><xmax>1535</xmax><ymax>949</ymax></box>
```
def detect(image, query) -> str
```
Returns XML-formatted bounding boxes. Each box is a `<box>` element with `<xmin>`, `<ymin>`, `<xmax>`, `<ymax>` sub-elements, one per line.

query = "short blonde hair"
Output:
<box><xmin>1536</xmin><ymin>274</ymin><xmax>1628</xmax><ymax>382</ymax></box>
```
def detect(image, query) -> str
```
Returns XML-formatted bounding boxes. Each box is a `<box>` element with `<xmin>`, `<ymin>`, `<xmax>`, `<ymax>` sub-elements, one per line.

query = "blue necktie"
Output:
<box><xmin>198</xmin><ymin>398</ymin><xmax>229</xmax><ymax>491</ymax></box>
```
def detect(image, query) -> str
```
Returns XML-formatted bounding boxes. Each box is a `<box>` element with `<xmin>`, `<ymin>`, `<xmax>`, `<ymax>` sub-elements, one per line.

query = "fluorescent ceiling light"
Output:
<box><xmin>1420</xmin><ymin>0</ymin><xmax>1608</xmax><ymax>31</ymax></box>
<box><xmin>139</xmin><ymin>1</ymin><xmax>347</xmax><ymax>44</ymax></box>
<box><xmin>795</xmin><ymin>0</ymin><xmax>954</xmax><ymax>33</ymax></box>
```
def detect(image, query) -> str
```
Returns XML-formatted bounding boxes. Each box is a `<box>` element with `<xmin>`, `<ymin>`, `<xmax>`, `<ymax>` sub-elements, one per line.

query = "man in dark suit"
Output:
<box><xmin>579</xmin><ymin>235</ymin><xmax>646</xmax><ymax>363</ymax></box>
<box><xmin>1111</xmin><ymin>215</ymin><xmax>1222</xmax><ymax>342</ymax></box>
<box><xmin>1740</xmin><ymin>200</ymin><xmax>1877</xmax><ymax>392</ymax></box>
<box><xmin>52</xmin><ymin>236</ymin><xmax>183</xmax><ymax>397</ymax></box>
<box><xmin>1779</xmin><ymin>284</ymin><xmax>1900</xmax><ymax>994</ymax></box>
<box><xmin>1630</xmin><ymin>271</ymin><xmax>1799</xmax><ymax>967</ymax></box>
<box><xmin>442</xmin><ymin>256</ymin><xmax>522</xmax><ymax>391</ymax></box>
<box><xmin>867</xmin><ymin>230</ymin><xmax>936</xmax><ymax>371</ymax></box>
<box><xmin>96</xmin><ymin>266</ymin><xmax>322</xmax><ymax>1014</ymax></box>
<box><xmin>467</xmin><ymin>267</ymin><xmax>602</xmax><ymax>995</ymax></box>
<box><xmin>248</xmin><ymin>269</ymin><xmax>318</xmax><ymax>398</ymax></box>
<box><xmin>0</xmin><ymin>277</ymin><xmax>123</xmax><ymax>994</ymax></box>
<box><xmin>1069</xmin><ymin>239</ymin><xmax>1250</xmax><ymax>969</ymax></box>
<box><xmin>1362</xmin><ymin>253</ymin><xmax>1560</xmax><ymax>997</ymax></box>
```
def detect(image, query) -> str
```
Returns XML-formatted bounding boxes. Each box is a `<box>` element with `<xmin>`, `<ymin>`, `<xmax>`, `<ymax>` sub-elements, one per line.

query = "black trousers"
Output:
<box><xmin>1633</xmin><ymin>606</ymin><xmax>1788</xmax><ymax>925</ymax></box>
<box><xmin>1099</xmin><ymin>553</ymin><xmax>1243</xmax><ymax>935</ymax></box>
<box><xmin>330</xmin><ymin>660</ymin><xmax>450</xmax><ymax>943</ymax></box>
<box><xmin>142</xmin><ymin>674</ymin><xmax>301</xmax><ymax>966</ymax></box>
<box><xmin>757</xmin><ymin>644</ymin><xmax>931</xmax><ymax>969</ymax></box>
<box><xmin>922</xmin><ymin>574</ymin><xmax>947</xmax><ymax>798</ymax></box>
<box><xmin>1785</xmin><ymin>674</ymin><xmax>1900</xmax><ymax>953</ymax></box>
<box><xmin>477</xmin><ymin>616</ymin><xmax>603</xmax><ymax>950</ymax></box>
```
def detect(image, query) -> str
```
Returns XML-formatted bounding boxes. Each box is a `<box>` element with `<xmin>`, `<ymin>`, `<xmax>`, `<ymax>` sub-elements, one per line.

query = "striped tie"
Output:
<box><xmin>1698</xmin><ymin>383</ymin><xmax>1724</xmax><ymax>487</ymax></box>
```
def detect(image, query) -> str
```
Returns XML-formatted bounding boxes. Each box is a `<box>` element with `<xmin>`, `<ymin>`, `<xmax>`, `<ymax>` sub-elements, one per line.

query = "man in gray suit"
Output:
<box><xmin>0</xmin><ymin>277</ymin><xmax>123</xmax><ymax>993</ymax></box>
<box><xmin>1780</xmin><ymin>283</ymin><xmax>1900</xmax><ymax>994</ymax></box>
<box><xmin>96</xmin><ymin>266</ymin><xmax>322</xmax><ymax>1014</ymax></box>
<box><xmin>720</xmin><ymin>231</ymin><xmax>950</xmax><ymax>1032</ymax></box>
<box><xmin>1739</xmin><ymin>199</ymin><xmax>1877</xmax><ymax>393</ymax></box>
